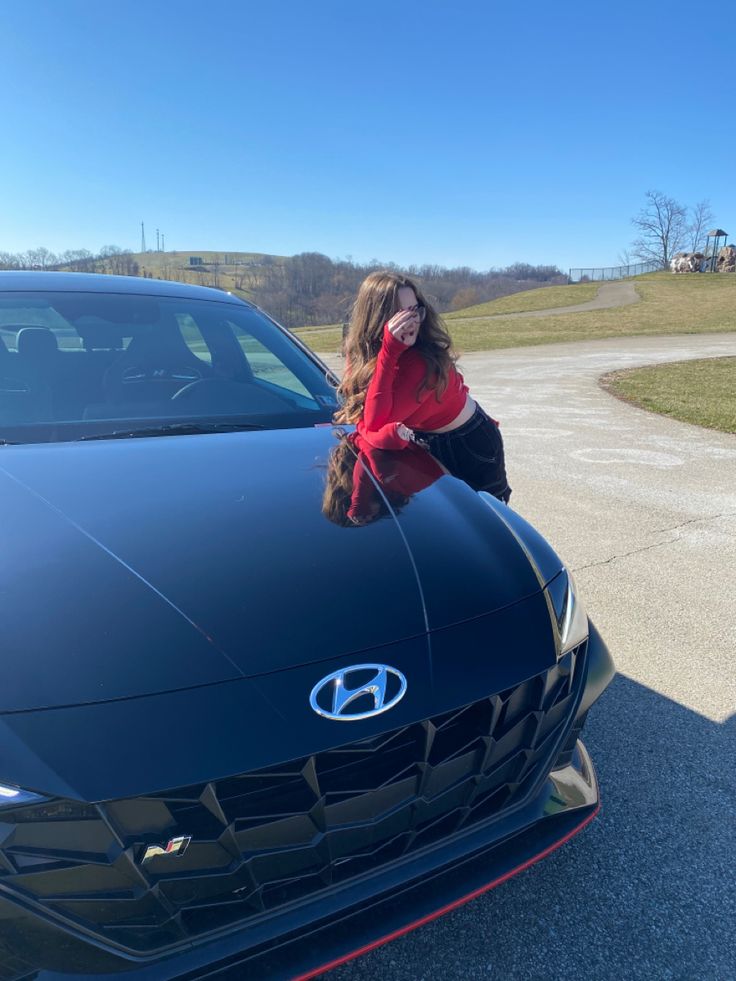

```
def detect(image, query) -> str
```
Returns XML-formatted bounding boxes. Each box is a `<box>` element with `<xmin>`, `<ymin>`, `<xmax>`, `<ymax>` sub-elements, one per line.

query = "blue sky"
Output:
<box><xmin>2</xmin><ymin>0</ymin><xmax>734</xmax><ymax>273</ymax></box>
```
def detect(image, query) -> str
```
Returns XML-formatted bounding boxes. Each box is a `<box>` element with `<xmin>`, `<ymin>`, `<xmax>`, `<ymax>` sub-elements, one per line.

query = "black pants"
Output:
<box><xmin>415</xmin><ymin>405</ymin><xmax>512</xmax><ymax>503</ymax></box>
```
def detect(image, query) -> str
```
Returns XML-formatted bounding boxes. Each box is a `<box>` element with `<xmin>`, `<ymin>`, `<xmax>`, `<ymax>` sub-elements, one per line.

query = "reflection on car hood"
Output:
<box><xmin>0</xmin><ymin>428</ymin><xmax>541</xmax><ymax>712</ymax></box>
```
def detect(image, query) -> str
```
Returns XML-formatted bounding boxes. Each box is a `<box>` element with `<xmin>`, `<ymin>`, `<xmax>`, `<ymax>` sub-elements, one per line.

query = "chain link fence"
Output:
<box><xmin>568</xmin><ymin>260</ymin><xmax>663</xmax><ymax>283</ymax></box>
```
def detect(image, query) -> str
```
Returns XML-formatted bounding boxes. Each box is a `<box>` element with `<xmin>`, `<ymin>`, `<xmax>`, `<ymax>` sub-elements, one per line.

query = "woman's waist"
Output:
<box><xmin>415</xmin><ymin>399</ymin><xmax>500</xmax><ymax>441</ymax></box>
<box><xmin>411</xmin><ymin>393</ymin><xmax>476</xmax><ymax>433</ymax></box>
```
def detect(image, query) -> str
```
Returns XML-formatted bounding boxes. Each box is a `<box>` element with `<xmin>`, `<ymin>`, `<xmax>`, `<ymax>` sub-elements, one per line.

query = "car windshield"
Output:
<box><xmin>0</xmin><ymin>290</ymin><xmax>339</xmax><ymax>443</ymax></box>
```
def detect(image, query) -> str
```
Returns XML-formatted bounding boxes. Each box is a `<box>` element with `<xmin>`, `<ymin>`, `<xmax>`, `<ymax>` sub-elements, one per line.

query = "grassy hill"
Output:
<box><xmin>89</xmin><ymin>249</ymin><xmax>288</xmax><ymax>306</ymax></box>
<box><xmin>445</xmin><ymin>282</ymin><xmax>600</xmax><ymax>317</ymax></box>
<box><xmin>132</xmin><ymin>249</ymin><xmax>285</xmax><ymax>275</ymax></box>
<box><xmin>294</xmin><ymin>273</ymin><xmax>736</xmax><ymax>354</ymax></box>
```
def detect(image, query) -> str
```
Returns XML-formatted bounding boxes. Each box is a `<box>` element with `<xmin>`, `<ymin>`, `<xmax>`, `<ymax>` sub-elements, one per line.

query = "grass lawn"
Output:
<box><xmin>291</xmin><ymin>323</ymin><xmax>344</xmax><ymax>350</ymax></box>
<box><xmin>601</xmin><ymin>357</ymin><xmax>736</xmax><ymax>434</ymax></box>
<box><xmin>295</xmin><ymin>273</ymin><xmax>736</xmax><ymax>354</ymax></box>
<box><xmin>445</xmin><ymin>282</ymin><xmax>599</xmax><ymax>317</ymax></box>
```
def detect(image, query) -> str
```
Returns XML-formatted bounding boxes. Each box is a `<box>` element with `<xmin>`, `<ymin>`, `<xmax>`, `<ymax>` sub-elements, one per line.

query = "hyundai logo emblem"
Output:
<box><xmin>310</xmin><ymin>664</ymin><xmax>408</xmax><ymax>721</ymax></box>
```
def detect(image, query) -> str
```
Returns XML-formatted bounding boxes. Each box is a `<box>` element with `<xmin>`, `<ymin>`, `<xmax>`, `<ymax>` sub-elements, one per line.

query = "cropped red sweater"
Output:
<box><xmin>356</xmin><ymin>324</ymin><xmax>468</xmax><ymax>450</ymax></box>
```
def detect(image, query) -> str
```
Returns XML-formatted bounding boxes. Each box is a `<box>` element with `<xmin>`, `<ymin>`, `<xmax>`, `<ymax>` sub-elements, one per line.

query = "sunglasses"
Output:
<box><xmin>404</xmin><ymin>303</ymin><xmax>426</xmax><ymax>322</ymax></box>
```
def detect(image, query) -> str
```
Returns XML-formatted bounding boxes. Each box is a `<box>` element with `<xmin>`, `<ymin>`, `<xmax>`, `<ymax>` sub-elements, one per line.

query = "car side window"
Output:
<box><xmin>230</xmin><ymin>324</ymin><xmax>312</xmax><ymax>399</ymax></box>
<box><xmin>176</xmin><ymin>314</ymin><xmax>212</xmax><ymax>364</ymax></box>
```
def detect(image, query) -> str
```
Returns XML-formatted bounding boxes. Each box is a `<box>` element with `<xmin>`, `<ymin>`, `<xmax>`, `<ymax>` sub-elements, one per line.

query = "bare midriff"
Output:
<box><xmin>422</xmin><ymin>394</ymin><xmax>476</xmax><ymax>433</ymax></box>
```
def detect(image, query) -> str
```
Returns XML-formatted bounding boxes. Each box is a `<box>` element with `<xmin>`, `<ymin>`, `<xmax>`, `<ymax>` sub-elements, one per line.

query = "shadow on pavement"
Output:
<box><xmin>335</xmin><ymin>674</ymin><xmax>735</xmax><ymax>980</ymax></box>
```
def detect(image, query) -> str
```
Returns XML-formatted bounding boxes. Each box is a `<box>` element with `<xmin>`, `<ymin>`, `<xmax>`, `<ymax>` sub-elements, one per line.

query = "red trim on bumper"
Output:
<box><xmin>292</xmin><ymin>804</ymin><xmax>600</xmax><ymax>980</ymax></box>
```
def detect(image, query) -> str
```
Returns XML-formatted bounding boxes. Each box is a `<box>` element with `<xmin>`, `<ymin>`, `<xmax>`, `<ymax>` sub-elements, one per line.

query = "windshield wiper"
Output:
<box><xmin>76</xmin><ymin>422</ymin><xmax>267</xmax><ymax>441</ymax></box>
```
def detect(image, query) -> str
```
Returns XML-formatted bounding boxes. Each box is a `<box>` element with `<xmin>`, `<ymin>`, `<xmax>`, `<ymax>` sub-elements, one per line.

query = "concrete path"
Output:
<box><xmin>332</xmin><ymin>332</ymin><xmax>736</xmax><ymax>981</ymax></box>
<box><xmin>456</xmin><ymin>279</ymin><xmax>640</xmax><ymax>320</ymax></box>
<box><xmin>460</xmin><ymin>332</ymin><xmax>736</xmax><ymax>722</ymax></box>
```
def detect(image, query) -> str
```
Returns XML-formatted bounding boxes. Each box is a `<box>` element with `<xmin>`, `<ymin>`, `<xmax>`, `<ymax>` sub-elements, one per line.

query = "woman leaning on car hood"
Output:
<box><xmin>334</xmin><ymin>271</ymin><xmax>512</xmax><ymax>503</ymax></box>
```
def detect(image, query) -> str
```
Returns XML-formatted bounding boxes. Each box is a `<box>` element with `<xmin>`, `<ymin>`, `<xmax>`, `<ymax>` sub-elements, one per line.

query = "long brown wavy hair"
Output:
<box><xmin>321</xmin><ymin>436</ymin><xmax>362</xmax><ymax>527</ymax></box>
<box><xmin>334</xmin><ymin>271</ymin><xmax>456</xmax><ymax>425</ymax></box>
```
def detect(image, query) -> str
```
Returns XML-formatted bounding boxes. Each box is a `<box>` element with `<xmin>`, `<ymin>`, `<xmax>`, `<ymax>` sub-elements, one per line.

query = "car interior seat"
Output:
<box><xmin>0</xmin><ymin>329</ymin><xmax>54</xmax><ymax>423</ymax></box>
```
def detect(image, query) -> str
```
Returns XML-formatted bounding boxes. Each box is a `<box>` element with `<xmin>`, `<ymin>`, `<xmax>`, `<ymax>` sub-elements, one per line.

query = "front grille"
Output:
<box><xmin>0</xmin><ymin>645</ymin><xmax>584</xmax><ymax>954</ymax></box>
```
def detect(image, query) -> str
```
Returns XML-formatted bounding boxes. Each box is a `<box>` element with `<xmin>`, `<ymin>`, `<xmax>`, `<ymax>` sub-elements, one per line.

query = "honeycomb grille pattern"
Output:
<box><xmin>0</xmin><ymin>646</ymin><xmax>584</xmax><ymax>955</ymax></box>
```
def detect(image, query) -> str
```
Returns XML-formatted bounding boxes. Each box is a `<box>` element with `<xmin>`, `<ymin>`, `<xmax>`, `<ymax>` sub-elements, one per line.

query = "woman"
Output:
<box><xmin>334</xmin><ymin>271</ymin><xmax>511</xmax><ymax>503</ymax></box>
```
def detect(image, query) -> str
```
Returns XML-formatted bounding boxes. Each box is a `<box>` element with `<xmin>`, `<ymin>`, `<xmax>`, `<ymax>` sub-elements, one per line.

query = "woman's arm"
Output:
<box><xmin>356</xmin><ymin>418</ymin><xmax>412</xmax><ymax>450</ymax></box>
<box><xmin>362</xmin><ymin>325</ymin><xmax>409</xmax><ymax>429</ymax></box>
<box><xmin>361</xmin><ymin>322</ymin><xmax>425</xmax><ymax>441</ymax></box>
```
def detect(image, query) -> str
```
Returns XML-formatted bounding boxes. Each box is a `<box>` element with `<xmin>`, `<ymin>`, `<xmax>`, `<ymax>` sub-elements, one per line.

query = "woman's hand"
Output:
<box><xmin>386</xmin><ymin>308</ymin><xmax>420</xmax><ymax>347</ymax></box>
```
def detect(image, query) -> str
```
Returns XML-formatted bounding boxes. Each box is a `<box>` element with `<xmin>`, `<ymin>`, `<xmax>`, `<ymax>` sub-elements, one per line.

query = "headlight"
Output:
<box><xmin>545</xmin><ymin>569</ymin><xmax>589</xmax><ymax>655</ymax></box>
<box><xmin>0</xmin><ymin>783</ymin><xmax>47</xmax><ymax>809</ymax></box>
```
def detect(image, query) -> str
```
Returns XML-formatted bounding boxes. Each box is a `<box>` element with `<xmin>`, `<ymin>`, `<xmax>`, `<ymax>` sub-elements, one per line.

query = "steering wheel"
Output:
<box><xmin>171</xmin><ymin>377</ymin><xmax>297</xmax><ymax>412</ymax></box>
<box><xmin>170</xmin><ymin>377</ymin><xmax>219</xmax><ymax>400</ymax></box>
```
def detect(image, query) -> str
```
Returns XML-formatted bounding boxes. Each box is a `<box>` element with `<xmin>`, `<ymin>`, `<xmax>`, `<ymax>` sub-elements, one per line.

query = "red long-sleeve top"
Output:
<box><xmin>355</xmin><ymin>325</ymin><xmax>469</xmax><ymax>450</ymax></box>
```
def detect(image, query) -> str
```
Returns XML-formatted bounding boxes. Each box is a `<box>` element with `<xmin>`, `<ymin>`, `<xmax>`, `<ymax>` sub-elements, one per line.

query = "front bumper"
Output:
<box><xmin>0</xmin><ymin>626</ymin><xmax>614</xmax><ymax>981</ymax></box>
<box><xmin>0</xmin><ymin>743</ymin><xmax>598</xmax><ymax>981</ymax></box>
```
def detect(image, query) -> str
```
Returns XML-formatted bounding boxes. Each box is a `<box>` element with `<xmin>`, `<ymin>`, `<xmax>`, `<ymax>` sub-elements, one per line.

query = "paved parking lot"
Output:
<box><xmin>328</xmin><ymin>333</ymin><xmax>736</xmax><ymax>980</ymax></box>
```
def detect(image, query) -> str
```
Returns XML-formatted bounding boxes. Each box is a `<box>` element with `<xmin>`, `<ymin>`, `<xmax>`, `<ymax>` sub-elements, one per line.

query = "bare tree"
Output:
<box><xmin>97</xmin><ymin>245</ymin><xmax>138</xmax><ymax>276</ymax></box>
<box><xmin>58</xmin><ymin>249</ymin><xmax>94</xmax><ymax>271</ymax></box>
<box><xmin>450</xmin><ymin>287</ymin><xmax>482</xmax><ymax>310</ymax></box>
<box><xmin>26</xmin><ymin>246</ymin><xmax>58</xmax><ymax>269</ymax></box>
<box><xmin>631</xmin><ymin>190</ymin><xmax>688</xmax><ymax>268</ymax></box>
<box><xmin>210</xmin><ymin>255</ymin><xmax>222</xmax><ymax>288</ymax></box>
<box><xmin>688</xmin><ymin>199</ymin><xmax>715</xmax><ymax>253</ymax></box>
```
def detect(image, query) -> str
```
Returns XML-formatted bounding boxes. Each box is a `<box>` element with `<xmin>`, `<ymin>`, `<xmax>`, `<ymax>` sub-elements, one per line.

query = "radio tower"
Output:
<box><xmin>140</xmin><ymin>222</ymin><xmax>146</xmax><ymax>253</ymax></box>
<box><xmin>161</xmin><ymin>233</ymin><xmax>165</xmax><ymax>251</ymax></box>
<box><xmin>156</xmin><ymin>228</ymin><xmax>160</xmax><ymax>251</ymax></box>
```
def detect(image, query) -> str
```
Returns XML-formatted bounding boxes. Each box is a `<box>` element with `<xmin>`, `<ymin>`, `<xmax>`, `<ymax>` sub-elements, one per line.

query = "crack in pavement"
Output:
<box><xmin>573</xmin><ymin>535</ymin><xmax>680</xmax><ymax>571</ymax></box>
<box><xmin>574</xmin><ymin>511</ymin><xmax>736</xmax><ymax>572</ymax></box>
<box><xmin>651</xmin><ymin>511</ymin><xmax>736</xmax><ymax>535</ymax></box>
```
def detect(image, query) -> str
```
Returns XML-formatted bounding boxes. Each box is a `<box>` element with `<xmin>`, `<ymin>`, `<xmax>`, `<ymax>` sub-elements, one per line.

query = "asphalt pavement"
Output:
<box><xmin>325</xmin><ymin>332</ymin><xmax>736</xmax><ymax>981</ymax></box>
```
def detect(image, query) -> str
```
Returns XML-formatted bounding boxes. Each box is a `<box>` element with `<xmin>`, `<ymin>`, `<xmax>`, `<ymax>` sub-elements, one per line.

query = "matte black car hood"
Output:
<box><xmin>0</xmin><ymin>428</ymin><xmax>541</xmax><ymax>713</ymax></box>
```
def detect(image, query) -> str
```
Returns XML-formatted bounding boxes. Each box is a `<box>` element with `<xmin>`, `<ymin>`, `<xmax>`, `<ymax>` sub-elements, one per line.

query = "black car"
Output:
<box><xmin>0</xmin><ymin>272</ymin><xmax>614</xmax><ymax>980</ymax></box>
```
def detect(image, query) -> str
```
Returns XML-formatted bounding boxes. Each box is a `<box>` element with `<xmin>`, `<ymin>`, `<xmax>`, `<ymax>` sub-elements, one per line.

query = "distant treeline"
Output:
<box><xmin>244</xmin><ymin>254</ymin><xmax>566</xmax><ymax>327</ymax></box>
<box><xmin>0</xmin><ymin>246</ymin><xmax>140</xmax><ymax>276</ymax></box>
<box><xmin>0</xmin><ymin>246</ymin><xmax>566</xmax><ymax>328</ymax></box>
